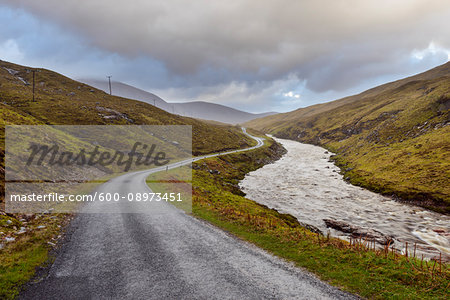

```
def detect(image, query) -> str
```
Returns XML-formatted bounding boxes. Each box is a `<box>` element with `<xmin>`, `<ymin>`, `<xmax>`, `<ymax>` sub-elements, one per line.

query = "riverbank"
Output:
<box><xmin>191</xmin><ymin>137</ymin><xmax>449</xmax><ymax>299</ymax></box>
<box><xmin>240</xmin><ymin>136</ymin><xmax>450</xmax><ymax>260</ymax></box>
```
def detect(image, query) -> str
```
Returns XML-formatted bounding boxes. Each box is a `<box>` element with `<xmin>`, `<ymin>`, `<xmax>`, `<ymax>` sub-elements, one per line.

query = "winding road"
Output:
<box><xmin>20</xmin><ymin>128</ymin><xmax>355</xmax><ymax>299</ymax></box>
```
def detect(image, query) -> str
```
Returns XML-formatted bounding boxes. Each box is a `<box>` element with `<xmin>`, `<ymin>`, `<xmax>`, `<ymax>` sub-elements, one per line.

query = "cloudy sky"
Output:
<box><xmin>1</xmin><ymin>0</ymin><xmax>449</xmax><ymax>113</ymax></box>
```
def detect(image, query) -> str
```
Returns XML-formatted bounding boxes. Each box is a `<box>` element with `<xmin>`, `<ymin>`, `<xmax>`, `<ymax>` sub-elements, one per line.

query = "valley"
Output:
<box><xmin>0</xmin><ymin>59</ymin><xmax>449</xmax><ymax>299</ymax></box>
<box><xmin>246</xmin><ymin>62</ymin><xmax>450</xmax><ymax>213</ymax></box>
<box><xmin>2</xmin><ymin>1</ymin><xmax>450</xmax><ymax>299</ymax></box>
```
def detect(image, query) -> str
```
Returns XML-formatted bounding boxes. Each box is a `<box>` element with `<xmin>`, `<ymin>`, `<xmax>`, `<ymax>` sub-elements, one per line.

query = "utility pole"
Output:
<box><xmin>32</xmin><ymin>70</ymin><xmax>36</xmax><ymax>102</ymax></box>
<box><xmin>27</xmin><ymin>69</ymin><xmax>40</xmax><ymax>102</ymax></box>
<box><xmin>107</xmin><ymin>75</ymin><xmax>112</xmax><ymax>95</ymax></box>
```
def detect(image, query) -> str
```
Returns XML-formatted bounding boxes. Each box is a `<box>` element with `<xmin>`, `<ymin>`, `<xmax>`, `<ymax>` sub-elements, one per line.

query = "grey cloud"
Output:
<box><xmin>1</xmin><ymin>0</ymin><xmax>450</xmax><ymax>101</ymax></box>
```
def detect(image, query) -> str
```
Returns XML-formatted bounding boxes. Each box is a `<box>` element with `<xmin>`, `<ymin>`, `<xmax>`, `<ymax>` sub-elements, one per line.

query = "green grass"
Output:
<box><xmin>0</xmin><ymin>242</ymin><xmax>48</xmax><ymax>300</ymax></box>
<box><xmin>146</xmin><ymin>165</ymin><xmax>193</xmax><ymax>212</ymax></box>
<box><xmin>190</xmin><ymin>139</ymin><xmax>449</xmax><ymax>299</ymax></box>
<box><xmin>246</xmin><ymin>63</ymin><xmax>450</xmax><ymax>213</ymax></box>
<box><xmin>0</xmin><ymin>214</ymin><xmax>72</xmax><ymax>299</ymax></box>
<box><xmin>329</xmin><ymin>126</ymin><xmax>450</xmax><ymax>213</ymax></box>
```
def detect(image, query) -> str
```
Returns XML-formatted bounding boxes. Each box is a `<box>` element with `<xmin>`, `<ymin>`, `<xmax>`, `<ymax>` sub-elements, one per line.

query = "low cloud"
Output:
<box><xmin>1</xmin><ymin>0</ymin><xmax>449</xmax><ymax>111</ymax></box>
<box><xmin>283</xmin><ymin>92</ymin><xmax>300</xmax><ymax>99</ymax></box>
<box><xmin>0</xmin><ymin>39</ymin><xmax>24</xmax><ymax>62</ymax></box>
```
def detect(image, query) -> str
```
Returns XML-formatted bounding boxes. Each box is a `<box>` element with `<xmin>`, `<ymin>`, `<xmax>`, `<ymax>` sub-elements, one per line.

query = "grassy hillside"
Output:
<box><xmin>0</xmin><ymin>60</ymin><xmax>254</xmax><ymax>205</ymax></box>
<box><xmin>0</xmin><ymin>60</ymin><xmax>253</xmax><ymax>153</ymax></box>
<box><xmin>246</xmin><ymin>62</ymin><xmax>450</xmax><ymax>213</ymax></box>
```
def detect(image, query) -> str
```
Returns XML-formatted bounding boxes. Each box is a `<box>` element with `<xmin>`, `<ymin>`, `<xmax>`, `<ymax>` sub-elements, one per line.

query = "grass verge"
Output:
<box><xmin>0</xmin><ymin>213</ymin><xmax>72</xmax><ymax>299</ymax></box>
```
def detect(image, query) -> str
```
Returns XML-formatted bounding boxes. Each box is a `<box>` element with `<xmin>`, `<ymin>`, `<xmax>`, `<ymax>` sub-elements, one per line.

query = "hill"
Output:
<box><xmin>0</xmin><ymin>59</ymin><xmax>255</xmax><ymax>205</ymax></box>
<box><xmin>79</xmin><ymin>79</ymin><xmax>172</xmax><ymax>111</ymax></box>
<box><xmin>81</xmin><ymin>79</ymin><xmax>276</xmax><ymax>124</ymax></box>
<box><xmin>170</xmin><ymin>101</ymin><xmax>275</xmax><ymax>124</ymax></box>
<box><xmin>246</xmin><ymin>62</ymin><xmax>450</xmax><ymax>213</ymax></box>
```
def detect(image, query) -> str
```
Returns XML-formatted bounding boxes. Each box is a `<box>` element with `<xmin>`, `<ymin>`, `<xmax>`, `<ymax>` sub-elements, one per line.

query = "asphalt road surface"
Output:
<box><xmin>20</xmin><ymin>128</ymin><xmax>356</xmax><ymax>299</ymax></box>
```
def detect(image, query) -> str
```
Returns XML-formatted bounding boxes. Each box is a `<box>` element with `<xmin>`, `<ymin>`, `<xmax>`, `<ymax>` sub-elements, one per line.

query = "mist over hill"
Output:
<box><xmin>80</xmin><ymin>79</ymin><xmax>276</xmax><ymax>124</ymax></box>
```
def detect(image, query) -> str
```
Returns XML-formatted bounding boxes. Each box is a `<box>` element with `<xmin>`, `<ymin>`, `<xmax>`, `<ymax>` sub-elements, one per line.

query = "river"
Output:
<box><xmin>239</xmin><ymin>137</ymin><xmax>450</xmax><ymax>260</ymax></box>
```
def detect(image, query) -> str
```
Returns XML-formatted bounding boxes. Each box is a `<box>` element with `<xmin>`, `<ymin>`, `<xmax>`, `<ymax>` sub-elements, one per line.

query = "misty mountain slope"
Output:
<box><xmin>171</xmin><ymin>101</ymin><xmax>276</xmax><ymax>124</ymax></box>
<box><xmin>81</xmin><ymin>79</ymin><xmax>276</xmax><ymax>124</ymax></box>
<box><xmin>246</xmin><ymin>62</ymin><xmax>450</xmax><ymax>213</ymax></box>
<box><xmin>79</xmin><ymin>79</ymin><xmax>173</xmax><ymax>111</ymax></box>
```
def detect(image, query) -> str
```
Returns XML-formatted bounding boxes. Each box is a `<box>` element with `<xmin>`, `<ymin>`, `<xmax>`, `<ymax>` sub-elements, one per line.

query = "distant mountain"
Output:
<box><xmin>246</xmin><ymin>62</ymin><xmax>450</xmax><ymax>213</ymax></box>
<box><xmin>80</xmin><ymin>79</ymin><xmax>276</xmax><ymax>124</ymax></box>
<box><xmin>170</xmin><ymin>101</ymin><xmax>276</xmax><ymax>124</ymax></box>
